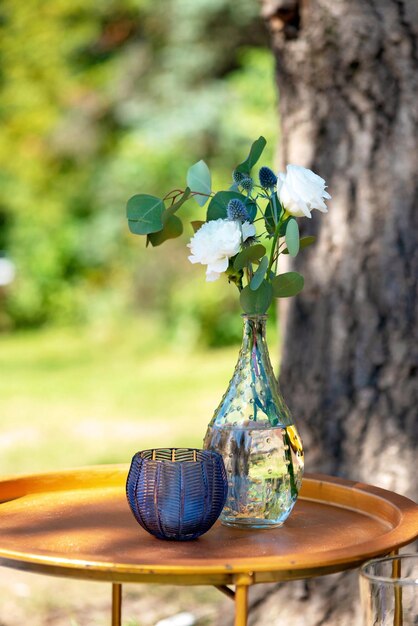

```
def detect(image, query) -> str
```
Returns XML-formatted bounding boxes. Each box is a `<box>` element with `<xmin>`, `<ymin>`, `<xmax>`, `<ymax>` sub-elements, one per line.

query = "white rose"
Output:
<box><xmin>277</xmin><ymin>165</ymin><xmax>331</xmax><ymax>218</ymax></box>
<box><xmin>187</xmin><ymin>219</ymin><xmax>256</xmax><ymax>282</ymax></box>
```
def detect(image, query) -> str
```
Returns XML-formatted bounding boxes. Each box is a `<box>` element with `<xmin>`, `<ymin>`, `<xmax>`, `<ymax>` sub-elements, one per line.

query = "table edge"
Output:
<box><xmin>0</xmin><ymin>465</ymin><xmax>417</xmax><ymax>583</ymax></box>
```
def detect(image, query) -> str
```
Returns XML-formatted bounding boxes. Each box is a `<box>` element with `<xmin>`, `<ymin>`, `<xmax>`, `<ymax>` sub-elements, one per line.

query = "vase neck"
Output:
<box><xmin>238</xmin><ymin>314</ymin><xmax>275</xmax><ymax>385</ymax></box>
<box><xmin>241</xmin><ymin>315</ymin><xmax>269</xmax><ymax>364</ymax></box>
<box><xmin>208</xmin><ymin>314</ymin><xmax>293</xmax><ymax>428</ymax></box>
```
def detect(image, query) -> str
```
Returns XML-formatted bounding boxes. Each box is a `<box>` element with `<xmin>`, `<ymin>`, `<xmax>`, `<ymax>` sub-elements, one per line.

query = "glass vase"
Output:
<box><xmin>203</xmin><ymin>314</ymin><xmax>304</xmax><ymax>529</ymax></box>
<box><xmin>360</xmin><ymin>554</ymin><xmax>418</xmax><ymax>625</ymax></box>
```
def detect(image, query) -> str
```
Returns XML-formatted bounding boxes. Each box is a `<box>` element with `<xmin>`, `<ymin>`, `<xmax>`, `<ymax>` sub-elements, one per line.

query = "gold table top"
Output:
<box><xmin>0</xmin><ymin>465</ymin><xmax>416</xmax><ymax>585</ymax></box>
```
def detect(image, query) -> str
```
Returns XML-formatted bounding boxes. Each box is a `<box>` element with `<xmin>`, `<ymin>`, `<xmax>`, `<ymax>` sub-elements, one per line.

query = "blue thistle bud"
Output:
<box><xmin>232</xmin><ymin>170</ymin><xmax>245</xmax><ymax>184</ymax></box>
<box><xmin>259</xmin><ymin>166</ymin><xmax>277</xmax><ymax>189</ymax></box>
<box><xmin>227</xmin><ymin>198</ymin><xmax>249</xmax><ymax>222</ymax></box>
<box><xmin>240</xmin><ymin>176</ymin><xmax>253</xmax><ymax>193</ymax></box>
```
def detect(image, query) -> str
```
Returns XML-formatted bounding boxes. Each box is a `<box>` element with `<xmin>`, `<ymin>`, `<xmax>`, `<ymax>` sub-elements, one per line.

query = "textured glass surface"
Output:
<box><xmin>126</xmin><ymin>448</ymin><xmax>228</xmax><ymax>541</ymax></box>
<box><xmin>360</xmin><ymin>554</ymin><xmax>418</xmax><ymax>625</ymax></box>
<box><xmin>204</xmin><ymin>315</ymin><xmax>304</xmax><ymax>528</ymax></box>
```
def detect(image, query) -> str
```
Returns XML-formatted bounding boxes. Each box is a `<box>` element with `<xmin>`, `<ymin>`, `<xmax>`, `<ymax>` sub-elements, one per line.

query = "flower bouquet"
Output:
<box><xmin>126</xmin><ymin>135</ymin><xmax>330</xmax><ymax>313</ymax></box>
<box><xmin>126</xmin><ymin>136</ymin><xmax>331</xmax><ymax>528</ymax></box>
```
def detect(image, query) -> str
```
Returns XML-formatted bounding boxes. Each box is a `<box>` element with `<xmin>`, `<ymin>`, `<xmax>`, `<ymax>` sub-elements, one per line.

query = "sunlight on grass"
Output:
<box><xmin>0</xmin><ymin>316</ymin><xmax>279</xmax><ymax>476</ymax></box>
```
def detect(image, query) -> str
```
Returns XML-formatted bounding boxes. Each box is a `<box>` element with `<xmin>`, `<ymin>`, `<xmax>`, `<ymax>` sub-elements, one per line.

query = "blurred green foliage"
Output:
<box><xmin>0</xmin><ymin>0</ymin><xmax>277</xmax><ymax>344</ymax></box>
<box><xmin>0</xmin><ymin>315</ymin><xmax>278</xmax><ymax>475</ymax></box>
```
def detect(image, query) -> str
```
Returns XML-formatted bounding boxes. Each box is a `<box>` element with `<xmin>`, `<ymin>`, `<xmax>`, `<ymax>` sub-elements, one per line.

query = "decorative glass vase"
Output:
<box><xmin>204</xmin><ymin>314</ymin><xmax>304</xmax><ymax>529</ymax></box>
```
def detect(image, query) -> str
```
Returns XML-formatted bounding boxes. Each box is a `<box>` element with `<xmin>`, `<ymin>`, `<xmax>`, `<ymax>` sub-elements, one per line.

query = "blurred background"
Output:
<box><xmin>0</xmin><ymin>0</ymin><xmax>279</xmax><ymax>475</ymax></box>
<box><xmin>0</xmin><ymin>2</ymin><xmax>277</xmax><ymax>624</ymax></box>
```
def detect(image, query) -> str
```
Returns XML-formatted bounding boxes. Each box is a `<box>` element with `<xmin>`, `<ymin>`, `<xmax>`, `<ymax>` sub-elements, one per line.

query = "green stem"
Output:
<box><xmin>163</xmin><ymin>188</ymin><xmax>184</xmax><ymax>201</ymax></box>
<box><xmin>271</xmin><ymin>192</ymin><xmax>279</xmax><ymax>224</ymax></box>
<box><xmin>267</xmin><ymin>195</ymin><xmax>283</xmax><ymax>276</ymax></box>
<box><xmin>274</xmin><ymin>247</ymin><xmax>279</xmax><ymax>275</ymax></box>
<box><xmin>164</xmin><ymin>188</ymin><xmax>214</xmax><ymax>201</ymax></box>
<box><xmin>267</xmin><ymin>223</ymin><xmax>281</xmax><ymax>275</ymax></box>
<box><xmin>189</xmin><ymin>190</ymin><xmax>214</xmax><ymax>199</ymax></box>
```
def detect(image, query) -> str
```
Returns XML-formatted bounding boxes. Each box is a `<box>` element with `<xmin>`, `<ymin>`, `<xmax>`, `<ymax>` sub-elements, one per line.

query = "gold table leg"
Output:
<box><xmin>112</xmin><ymin>583</ymin><xmax>122</xmax><ymax>626</ymax></box>
<box><xmin>234</xmin><ymin>584</ymin><xmax>249</xmax><ymax>626</ymax></box>
<box><xmin>391</xmin><ymin>551</ymin><xmax>403</xmax><ymax>626</ymax></box>
<box><xmin>233</xmin><ymin>573</ymin><xmax>253</xmax><ymax>626</ymax></box>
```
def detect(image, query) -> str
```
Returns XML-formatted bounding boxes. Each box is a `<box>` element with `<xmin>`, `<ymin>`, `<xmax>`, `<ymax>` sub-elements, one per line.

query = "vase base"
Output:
<box><xmin>221</xmin><ymin>518</ymin><xmax>284</xmax><ymax>530</ymax></box>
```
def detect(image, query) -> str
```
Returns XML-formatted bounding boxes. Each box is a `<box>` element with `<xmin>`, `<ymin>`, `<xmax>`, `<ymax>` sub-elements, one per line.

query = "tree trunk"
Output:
<box><xmin>244</xmin><ymin>1</ymin><xmax>418</xmax><ymax>624</ymax></box>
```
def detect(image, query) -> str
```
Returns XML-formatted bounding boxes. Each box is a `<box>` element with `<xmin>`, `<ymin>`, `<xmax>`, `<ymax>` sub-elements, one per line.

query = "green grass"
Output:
<box><xmin>0</xmin><ymin>316</ymin><xmax>278</xmax><ymax>476</ymax></box>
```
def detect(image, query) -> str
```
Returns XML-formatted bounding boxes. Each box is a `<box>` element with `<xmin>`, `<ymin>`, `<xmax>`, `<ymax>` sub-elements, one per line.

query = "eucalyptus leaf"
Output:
<box><xmin>207</xmin><ymin>191</ymin><xmax>248</xmax><ymax>221</ymax></box>
<box><xmin>233</xmin><ymin>244</ymin><xmax>266</xmax><ymax>270</ymax></box>
<box><xmin>126</xmin><ymin>194</ymin><xmax>164</xmax><ymax>235</ymax></box>
<box><xmin>282</xmin><ymin>235</ymin><xmax>316</xmax><ymax>255</ymax></box>
<box><xmin>250</xmin><ymin>255</ymin><xmax>269</xmax><ymax>291</ymax></box>
<box><xmin>235</xmin><ymin>136</ymin><xmax>267</xmax><ymax>175</ymax></box>
<box><xmin>285</xmin><ymin>218</ymin><xmax>300</xmax><ymax>257</ymax></box>
<box><xmin>245</xmin><ymin>199</ymin><xmax>257</xmax><ymax>222</ymax></box>
<box><xmin>147</xmin><ymin>213</ymin><xmax>183</xmax><ymax>247</ymax></box>
<box><xmin>240</xmin><ymin>280</ymin><xmax>273</xmax><ymax>314</ymax></box>
<box><xmin>191</xmin><ymin>220</ymin><xmax>205</xmax><ymax>233</ymax></box>
<box><xmin>272</xmin><ymin>272</ymin><xmax>304</xmax><ymax>298</ymax></box>
<box><xmin>187</xmin><ymin>160</ymin><xmax>211</xmax><ymax>207</ymax></box>
<box><xmin>166</xmin><ymin>187</ymin><xmax>191</xmax><ymax>215</ymax></box>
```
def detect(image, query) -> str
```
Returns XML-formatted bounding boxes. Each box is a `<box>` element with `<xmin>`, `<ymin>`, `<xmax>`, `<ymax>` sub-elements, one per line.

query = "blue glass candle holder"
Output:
<box><xmin>126</xmin><ymin>448</ymin><xmax>228</xmax><ymax>541</ymax></box>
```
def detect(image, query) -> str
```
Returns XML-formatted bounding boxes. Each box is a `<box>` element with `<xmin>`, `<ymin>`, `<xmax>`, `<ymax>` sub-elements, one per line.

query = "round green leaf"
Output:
<box><xmin>207</xmin><ymin>191</ymin><xmax>256</xmax><ymax>222</ymax></box>
<box><xmin>285</xmin><ymin>218</ymin><xmax>300</xmax><ymax>257</ymax></box>
<box><xmin>240</xmin><ymin>280</ymin><xmax>273</xmax><ymax>314</ymax></box>
<box><xmin>282</xmin><ymin>235</ymin><xmax>316</xmax><ymax>255</ymax></box>
<box><xmin>207</xmin><ymin>191</ymin><xmax>247</xmax><ymax>221</ymax></box>
<box><xmin>234</xmin><ymin>244</ymin><xmax>266</xmax><ymax>271</ymax></box>
<box><xmin>147</xmin><ymin>214</ymin><xmax>183</xmax><ymax>247</ymax></box>
<box><xmin>272</xmin><ymin>272</ymin><xmax>304</xmax><ymax>298</ymax></box>
<box><xmin>126</xmin><ymin>194</ymin><xmax>164</xmax><ymax>235</ymax></box>
<box><xmin>245</xmin><ymin>199</ymin><xmax>257</xmax><ymax>222</ymax></box>
<box><xmin>250</xmin><ymin>255</ymin><xmax>269</xmax><ymax>291</ymax></box>
<box><xmin>187</xmin><ymin>160</ymin><xmax>211</xmax><ymax>207</ymax></box>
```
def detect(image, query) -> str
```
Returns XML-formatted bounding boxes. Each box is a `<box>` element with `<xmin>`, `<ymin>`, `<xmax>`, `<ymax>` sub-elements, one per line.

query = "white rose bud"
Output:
<box><xmin>277</xmin><ymin>165</ymin><xmax>331</xmax><ymax>218</ymax></box>
<box><xmin>187</xmin><ymin>218</ymin><xmax>256</xmax><ymax>282</ymax></box>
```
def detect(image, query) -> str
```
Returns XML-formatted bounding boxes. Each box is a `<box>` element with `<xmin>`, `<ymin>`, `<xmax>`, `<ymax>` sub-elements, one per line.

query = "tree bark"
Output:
<box><xmin>245</xmin><ymin>1</ymin><xmax>418</xmax><ymax>624</ymax></box>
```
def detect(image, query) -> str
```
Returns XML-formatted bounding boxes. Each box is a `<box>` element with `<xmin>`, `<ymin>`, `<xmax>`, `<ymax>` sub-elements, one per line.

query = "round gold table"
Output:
<box><xmin>0</xmin><ymin>465</ymin><xmax>417</xmax><ymax>626</ymax></box>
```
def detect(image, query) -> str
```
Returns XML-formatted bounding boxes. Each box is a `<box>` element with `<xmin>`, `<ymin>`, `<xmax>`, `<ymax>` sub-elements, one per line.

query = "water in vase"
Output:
<box><xmin>204</xmin><ymin>423</ymin><xmax>303</xmax><ymax>528</ymax></box>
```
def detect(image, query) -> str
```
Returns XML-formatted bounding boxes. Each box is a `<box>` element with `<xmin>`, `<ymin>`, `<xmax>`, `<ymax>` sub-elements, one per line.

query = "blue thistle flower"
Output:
<box><xmin>259</xmin><ymin>166</ymin><xmax>277</xmax><ymax>188</ymax></box>
<box><xmin>240</xmin><ymin>177</ymin><xmax>253</xmax><ymax>193</ymax></box>
<box><xmin>227</xmin><ymin>199</ymin><xmax>249</xmax><ymax>222</ymax></box>
<box><xmin>232</xmin><ymin>170</ymin><xmax>245</xmax><ymax>184</ymax></box>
